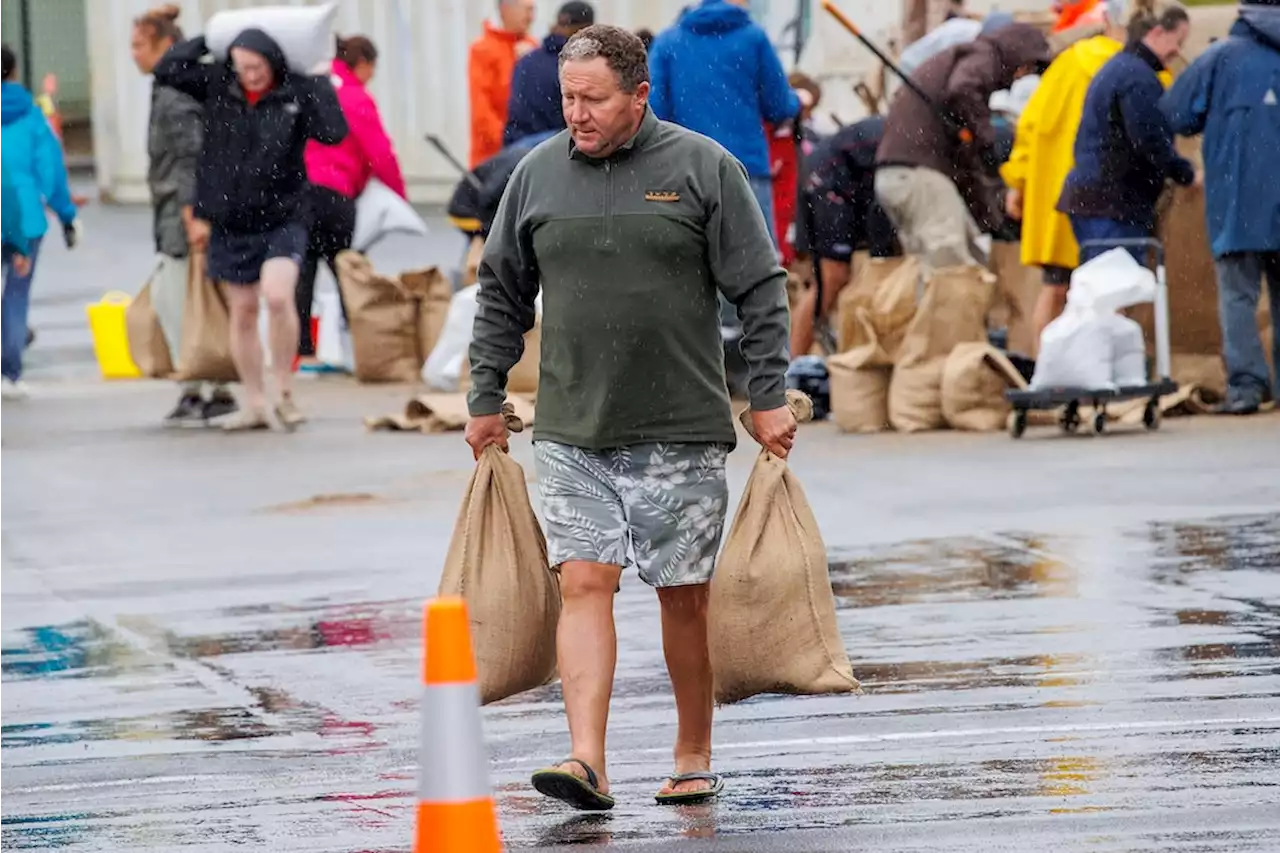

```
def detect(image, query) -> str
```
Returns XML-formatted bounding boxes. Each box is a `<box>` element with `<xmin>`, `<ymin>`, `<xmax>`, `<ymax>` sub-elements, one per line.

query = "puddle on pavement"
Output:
<box><xmin>828</xmin><ymin>536</ymin><xmax>1075</xmax><ymax>608</ymax></box>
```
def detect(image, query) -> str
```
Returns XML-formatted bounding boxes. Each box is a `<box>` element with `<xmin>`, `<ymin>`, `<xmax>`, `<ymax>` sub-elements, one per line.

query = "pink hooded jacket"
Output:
<box><xmin>305</xmin><ymin>60</ymin><xmax>406</xmax><ymax>199</ymax></box>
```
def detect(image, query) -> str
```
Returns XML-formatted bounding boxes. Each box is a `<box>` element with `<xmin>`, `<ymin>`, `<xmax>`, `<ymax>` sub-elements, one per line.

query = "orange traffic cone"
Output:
<box><xmin>414</xmin><ymin>597</ymin><xmax>502</xmax><ymax>853</ymax></box>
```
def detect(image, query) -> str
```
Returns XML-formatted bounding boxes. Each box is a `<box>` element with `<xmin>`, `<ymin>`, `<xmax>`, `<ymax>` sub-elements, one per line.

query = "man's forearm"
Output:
<box><xmin>735</xmin><ymin>274</ymin><xmax>790</xmax><ymax>411</ymax></box>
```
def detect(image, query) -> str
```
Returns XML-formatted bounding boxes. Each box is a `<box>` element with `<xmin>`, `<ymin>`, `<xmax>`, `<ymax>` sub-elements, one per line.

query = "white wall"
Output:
<box><xmin>88</xmin><ymin>0</ymin><xmax>691</xmax><ymax>204</ymax></box>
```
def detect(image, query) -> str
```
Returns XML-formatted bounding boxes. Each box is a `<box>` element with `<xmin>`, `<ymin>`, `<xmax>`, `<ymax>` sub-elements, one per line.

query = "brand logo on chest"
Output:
<box><xmin>645</xmin><ymin>190</ymin><xmax>681</xmax><ymax>203</ymax></box>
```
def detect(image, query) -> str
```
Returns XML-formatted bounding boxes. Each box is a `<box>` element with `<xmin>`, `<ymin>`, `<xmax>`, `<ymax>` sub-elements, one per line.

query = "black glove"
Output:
<box><xmin>62</xmin><ymin>220</ymin><xmax>79</xmax><ymax>249</ymax></box>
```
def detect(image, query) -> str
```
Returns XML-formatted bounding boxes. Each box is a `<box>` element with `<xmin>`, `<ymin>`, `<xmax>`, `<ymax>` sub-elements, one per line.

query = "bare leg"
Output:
<box><xmin>819</xmin><ymin>258</ymin><xmax>853</xmax><ymax>320</ymax></box>
<box><xmin>226</xmin><ymin>283</ymin><xmax>266</xmax><ymax>413</ymax></box>
<box><xmin>655</xmin><ymin>582</ymin><xmax>714</xmax><ymax>795</ymax></box>
<box><xmin>789</xmin><ymin>282</ymin><xmax>818</xmax><ymax>358</ymax></box>
<box><xmin>554</xmin><ymin>560</ymin><xmax>623</xmax><ymax>793</ymax></box>
<box><xmin>261</xmin><ymin>257</ymin><xmax>300</xmax><ymax>400</ymax></box>
<box><xmin>1032</xmin><ymin>284</ymin><xmax>1069</xmax><ymax>359</ymax></box>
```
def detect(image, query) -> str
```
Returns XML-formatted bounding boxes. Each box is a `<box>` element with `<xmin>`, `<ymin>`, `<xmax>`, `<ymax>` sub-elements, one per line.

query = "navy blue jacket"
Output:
<box><xmin>504</xmin><ymin>33</ymin><xmax>568</xmax><ymax>146</ymax></box>
<box><xmin>1058</xmin><ymin>42</ymin><xmax>1194</xmax><ymax>226</ymax></box>
<box><xmin>1162</xmin><ymin>7</ymin><xmax>1280</xmax><ymax>258</ymax></box>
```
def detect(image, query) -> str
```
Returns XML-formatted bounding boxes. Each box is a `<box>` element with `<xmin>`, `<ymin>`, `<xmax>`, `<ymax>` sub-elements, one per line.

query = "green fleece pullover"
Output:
<box><xmin>466</xmin><ymin>108</ymin><xmax>790</xmax><ymax>450</ymax></box>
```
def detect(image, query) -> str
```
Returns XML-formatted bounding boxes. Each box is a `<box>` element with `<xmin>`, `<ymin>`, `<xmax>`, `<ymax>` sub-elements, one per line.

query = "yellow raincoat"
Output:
<box><xmin>1002</xmin><ymin>36</ymin><xmax>1174</xmax><ymax>271</ymax></box>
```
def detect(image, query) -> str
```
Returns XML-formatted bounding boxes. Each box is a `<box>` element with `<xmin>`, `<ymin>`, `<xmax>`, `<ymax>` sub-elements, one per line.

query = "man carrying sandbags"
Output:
<box><xmin>465</xmin><ymin>25</ymin><xmax>792</xmax><ymax>810</ymax></box>
<box><xmin>874</xmin><ymin>22</ymin><xmax>1049</xmax><ymax>271</ymax></box>
<box><xmin>1162</xmin><ymin>0</ymin><xmax>1280</xmax><ymax>415</ymax></box>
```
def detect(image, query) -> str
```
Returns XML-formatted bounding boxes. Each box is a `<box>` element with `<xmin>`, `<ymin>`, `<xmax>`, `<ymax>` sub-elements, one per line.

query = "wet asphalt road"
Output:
<box><xmin>4</xmin><ymin>200</ymin><xmax>1280</xmax><ymax>851</ymax></box>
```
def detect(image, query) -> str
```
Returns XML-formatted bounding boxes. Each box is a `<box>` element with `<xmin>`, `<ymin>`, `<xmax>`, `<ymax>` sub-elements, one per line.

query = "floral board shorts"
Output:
<box><xmin>532</xmin><ymin>440</ymin><xmax>730</xmax><ymax>588</ymax></box>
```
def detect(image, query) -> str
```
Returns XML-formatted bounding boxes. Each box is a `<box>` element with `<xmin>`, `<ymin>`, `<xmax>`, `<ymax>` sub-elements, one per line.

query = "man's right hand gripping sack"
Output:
<box><xmin>709</xmin><ymin>391</ymin><xmax>860</xmax><ymax>705</ymax></box>
<box><xmin>437</xmin><ymin>406</ymin><xmax>560</xmax><ymax>705</ymax></box>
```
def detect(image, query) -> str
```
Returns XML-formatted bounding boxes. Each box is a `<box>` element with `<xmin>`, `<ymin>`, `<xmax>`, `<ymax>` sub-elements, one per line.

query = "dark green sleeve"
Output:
<box><xmin>706</xmin><ymin>153</ymin><xmax>790</xmax><ymax>412</ymax></box>
<box><xmin>467</xmin><ymin>161</ymin><xmax>539</xmax><ymax>417</ymax></box>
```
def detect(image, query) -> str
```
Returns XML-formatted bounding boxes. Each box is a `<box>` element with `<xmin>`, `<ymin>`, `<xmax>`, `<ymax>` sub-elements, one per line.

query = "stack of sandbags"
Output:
<box><xmin>888</xmin><ymin>264</ymin><xmax>997</xmax><ymax>432</ymax></box>
<box><xmin>335</xmin><ymin>251</ymin><xmax>454</xmax><ymax>384</ymax></box>
<box><xmin>829</xmin><ymin>257</ymin><xmax>920</xmax><ymax>433</ymax></box>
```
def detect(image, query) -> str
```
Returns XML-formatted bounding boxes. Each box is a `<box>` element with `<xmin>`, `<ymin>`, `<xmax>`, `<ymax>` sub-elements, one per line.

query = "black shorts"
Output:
<box><xmin>1042</xmin><ymin>264</ymin><xmax>1073</xmax><ymax>286</ymax></box>
<box><xmin>800</xmin><ymin>189</ymin><xmax>900</xmax><ymax>262</ymax></box>
<box><xmin>208</xmin><ymin>222</ymin><xmax>309</xmax><ymax>285</ymax></box>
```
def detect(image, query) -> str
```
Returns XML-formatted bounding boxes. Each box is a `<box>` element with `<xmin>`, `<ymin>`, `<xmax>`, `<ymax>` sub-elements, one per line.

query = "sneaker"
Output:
<box><xmin>201</xmin><ymin>389</ymin><xmax>239</xmax><ymax>421</ymax></box>
<box><xmin>24</xmin><ymin>327</ymin><xmax>35</xmax><ymax>350</ymax></box>
<box><xmin>274</xmin><ymin>395</ymin><xmax>307</xmax><ymax>432</ymax></box>
<box><xmin>1</xmin><ymin>378</ymin><xmax>30</xmax><ymax>401</ymax></box>
<box><xmin>1215</xmin><ymin>386</ymin><xmax>1274</xmax><ymax>416</ymax></box>
<box><xmin>222</xmin><ymin>408</ymin><xmax>271</xmax><ymax>433</ymax></box>
<box><xmin>164</xmin><ymin>392</ymin><xmax>205</xmax><ymax>424</ymax></box>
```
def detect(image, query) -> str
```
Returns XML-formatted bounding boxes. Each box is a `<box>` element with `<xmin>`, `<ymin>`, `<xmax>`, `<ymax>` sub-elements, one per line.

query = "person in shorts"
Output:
<box><xmin>465</xmin><ymin>25</ymin><xmax>793</xmax><ymax>810</ymax></box>
<box><xmin>154</xmin><ymin>27</ymin><xmax>347</xmax><ymax>431</ymax></box>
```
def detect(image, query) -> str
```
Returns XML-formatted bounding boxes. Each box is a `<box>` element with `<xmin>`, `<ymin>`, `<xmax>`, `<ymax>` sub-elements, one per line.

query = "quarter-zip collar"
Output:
<box><xmin>568</xmin><ymin>106</ymin><xmax>660</xmax><ymax>164</ymax></box>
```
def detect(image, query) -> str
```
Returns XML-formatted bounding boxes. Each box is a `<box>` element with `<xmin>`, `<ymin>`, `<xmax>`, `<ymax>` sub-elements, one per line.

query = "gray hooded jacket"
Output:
<box><xmin>148</xmin><ymin>83</ymin><xmax>202</xmax><ymax>257</ymax></box>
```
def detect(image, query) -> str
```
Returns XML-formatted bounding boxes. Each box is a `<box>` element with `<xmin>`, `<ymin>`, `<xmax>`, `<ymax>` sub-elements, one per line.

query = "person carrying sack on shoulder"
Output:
<box><xmin>131</xmin><ymin>4</ymin><xmax>237</xmax><ymax>424</ymax></box>
<box><xmin>464</xmin><ymin>25</ymin><xmax>793</xmax><ymax>811</ymax></box>
<box><xmin>154</xmin><ymin>25</ymin><xmax>347</xmax><ymax>432</ymax></box>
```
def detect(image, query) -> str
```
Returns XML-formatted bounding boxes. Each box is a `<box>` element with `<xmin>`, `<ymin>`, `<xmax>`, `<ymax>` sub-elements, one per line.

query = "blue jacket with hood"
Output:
<box><xmin>649</xmin><ymin>0</ymin><xmax>800</xmax><ymax>178</ymax></box>
<box><xmin>1162</xmin><ymin>5</ymin><xmax>1280</xmax><ymax>258</ymax></box>
<box><xmin>1</xmin><ymin>82</ymin><xmax>76</xmax><ymax>242</ymax></box>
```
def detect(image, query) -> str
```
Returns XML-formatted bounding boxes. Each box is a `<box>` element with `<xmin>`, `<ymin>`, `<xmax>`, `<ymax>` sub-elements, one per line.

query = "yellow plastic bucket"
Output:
<box><xmin>86</xmin><ymin>291</ymin><xmax>142</xmax><ymax>379</ymax></box>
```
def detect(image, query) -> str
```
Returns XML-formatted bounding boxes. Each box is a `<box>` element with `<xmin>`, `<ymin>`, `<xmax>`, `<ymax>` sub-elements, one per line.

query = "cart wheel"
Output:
<box><xmin>1143</xmin><ymin>399</ymin><xmax>1160</xmax><ymax>431</ymax></box>
<box><xmin>1061</xmin><ymin>406</ymin><xmax>1079</xmax><ymax>433</ymax></box>
<box><xmin>1011</xmin><ymin>409</ymin><xmax>1027</xmax><ymax>439</ymax></box>
<box><xmin>1093</xmin><ymin>411</ymin><xmax>1107</xmax><ymax>435</ymax></box>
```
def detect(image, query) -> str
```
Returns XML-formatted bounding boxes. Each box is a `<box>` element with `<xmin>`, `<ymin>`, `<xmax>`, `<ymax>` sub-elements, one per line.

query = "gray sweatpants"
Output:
<box><xmin>875</xmin><ymin>165</ymin><xmax>980</xmax><ymax>271</ymax></box>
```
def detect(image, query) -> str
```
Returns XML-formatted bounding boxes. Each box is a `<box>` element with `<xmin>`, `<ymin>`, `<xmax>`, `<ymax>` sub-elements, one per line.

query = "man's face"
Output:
<box><xmin>501</xmin><ymin>0</ymin><xmax>536</xmax><ymax>35</ymax></box>
<box><xmin>1149</xmin><ymin>20</ymin><xmax>1190</xmax><ymax>66</ymax></box>
<box><xmin>560</xmin><ymin>57</ymin><xmax>648</xmax><ymax>158</ymax></box>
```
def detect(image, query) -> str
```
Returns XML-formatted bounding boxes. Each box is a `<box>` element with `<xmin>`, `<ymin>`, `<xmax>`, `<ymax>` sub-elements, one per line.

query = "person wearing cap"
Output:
<box><xmin>504</xmin><ymin>2</ymin><xmax>595</xmax><ymax>146</ymax></box>
<box><xmin>875</xmin><ymin>22</ymin><xmax>1050</xmax><ymax>271</ymax></box>
<box><xmin>1001</xmin><ymin>0</ymin><xmax>1134</xmax><ymax>352</ymax></box>
<box><xmin>1162</xmin><ymin>0</ymin><xmax>1280</xmax><ymax>416</ymax></box>
<box><xmin>469</xmin><ymin>0</ymin><xmax>537</xmax><ymax>168</ymax></box>
<box><xmin>1057</xmin><ymin>6</ymin><xmax>1195</xmax><ymax>266</ymax></box>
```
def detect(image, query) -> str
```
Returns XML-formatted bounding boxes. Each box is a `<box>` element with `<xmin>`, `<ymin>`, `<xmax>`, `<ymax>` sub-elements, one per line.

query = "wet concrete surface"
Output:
<box><xmin>4</xmin><ymin>201</ymin><xmax>1280</xmax><ymax>850</ymax></box>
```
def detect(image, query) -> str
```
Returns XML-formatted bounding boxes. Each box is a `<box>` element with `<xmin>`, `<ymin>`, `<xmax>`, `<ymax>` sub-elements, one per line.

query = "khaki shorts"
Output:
<box><xmin>533</xmin><ymin>440</ymin><xmax>729</xmax><ymax>588</ymax></box>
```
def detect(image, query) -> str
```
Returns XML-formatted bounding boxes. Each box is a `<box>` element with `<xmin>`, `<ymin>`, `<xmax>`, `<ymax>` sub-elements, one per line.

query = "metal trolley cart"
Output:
<box><xmin>1006</xmin><ymin>238</ymin><xmax>1179</xmax><ymax>439</ymax></box>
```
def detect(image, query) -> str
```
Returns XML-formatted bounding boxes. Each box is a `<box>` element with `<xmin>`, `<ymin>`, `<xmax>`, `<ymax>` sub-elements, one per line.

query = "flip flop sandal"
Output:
<box><xmin>655</xmin><ymin>772</ymin><xmax>724</xmax><ymax>805</ymax></box>
<box><xmin>531</xmin><ymin>758</ymin><xmax>615</xmax><ymax>811</ymax></box>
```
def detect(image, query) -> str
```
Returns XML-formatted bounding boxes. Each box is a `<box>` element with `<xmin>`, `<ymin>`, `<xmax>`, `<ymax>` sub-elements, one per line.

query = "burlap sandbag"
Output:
<box><xmin>889</xmin><ymin>264</ymin><xmax>996</xmax><ymax>432</ymax></box>
<box><xmin>868</xmin><ymin>255</ymin><xmax>921</xmax><ymax>362</ymax></box>
<box><xmin>126</xmin><ymin>278</ymin><xmax>173</xmax><ymax>379</ymax></box>
<box><xmin>399</xmin><ymin>265</ymin><xmax>453</xmax><ymax>366</ymax></box>
<box><xmin>437</xmin><ymin>421</ymin><xmax>559</xmax><ymax>705</ymax></box>
<box><xmin>837</xmin><ymin>255</ymin><xmax>909</xmax><ymax>353</ymax></box>
<box><xmin>335</xmin><ymin>250</ymin><xmax>421</xmax><ymax>383</ymax></box>
<box><xmin>176</xmin><ymin>253</ymin><xmax>238</xmax><ymax>383</ymax></box>
<box><xmin>710</xmin><ymin>392</ymin><xmax>858</xmax><ymax>705</ymax></box>
<box><xmin>458</xmin><ymin>320</ymin><xmax>541</xmax><ymax>395</ymax></box>
<box><xmin>988</xmin><ymin>240</ymin><xmax>1043</xmax><ymax>357</ymax></box>
<box><xmin>828</xmin><ymin>308</ymin><xmax>890</xmax><ymax>433</ymax></box>
<box><xmin>941</xmin><ymin>342</ymin><xmax>1028</xmax><ymax>432</ymax></box>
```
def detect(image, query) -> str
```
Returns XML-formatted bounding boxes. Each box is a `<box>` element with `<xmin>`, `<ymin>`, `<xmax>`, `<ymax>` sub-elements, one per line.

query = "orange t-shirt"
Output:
<box><xmin>467</xmin><ymin>22</ymin><xmax>537</xmax><ymax>167</ymax></box>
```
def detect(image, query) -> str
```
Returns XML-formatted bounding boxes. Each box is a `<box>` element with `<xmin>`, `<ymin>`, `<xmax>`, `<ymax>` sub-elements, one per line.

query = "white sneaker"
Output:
<box><xmin>1</xmin><ymin>379</ymin><xmax>30</xmax><ymax>401</ymax></box>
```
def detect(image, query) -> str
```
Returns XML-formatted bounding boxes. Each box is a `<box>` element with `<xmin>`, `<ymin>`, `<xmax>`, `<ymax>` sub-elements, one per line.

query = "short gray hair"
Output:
<box><xmin>559</xmin><ymin>24</ymin><xmax>649</xmax><ymax>94</ymax></box>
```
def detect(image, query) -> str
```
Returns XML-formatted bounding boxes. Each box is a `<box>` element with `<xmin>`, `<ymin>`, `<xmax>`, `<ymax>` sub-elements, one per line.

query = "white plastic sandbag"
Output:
<box><xmin>1068</xmin><ymin>248</ymin><xmax>1157</xmax><ymax>314</ymax></box>
<box><xmin>315</xmin><ymin>289</ymin><xmax>353</xmax><ymax>372</ymax></box>
<box><xmin>422</xmin><ymin>286</ymin><xmax>544</xmax><ymax>392</ymax></box>
<box><xmin>353</xmin><ymin>180</ymin><xmax>429</xmax><ymax>252</ymax></box>
<box><xmin>1030</xmin><ymin>310</ymin><xmax>1114</xmax><ymax>390</ymax></box>
<box><xmin>1102</xmin><ymin>313</ymin><xmax>1147</xmax><ymax>387</ymax></box>
<box><xmin>206</xmin><ymin>3</ymin><xmax>338</xmax><ymax>74</ymax></box>
<box><xmin>423</xmin><ymin>285</ymin><xmax>480</xmax><ymax>391</ymax></box>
